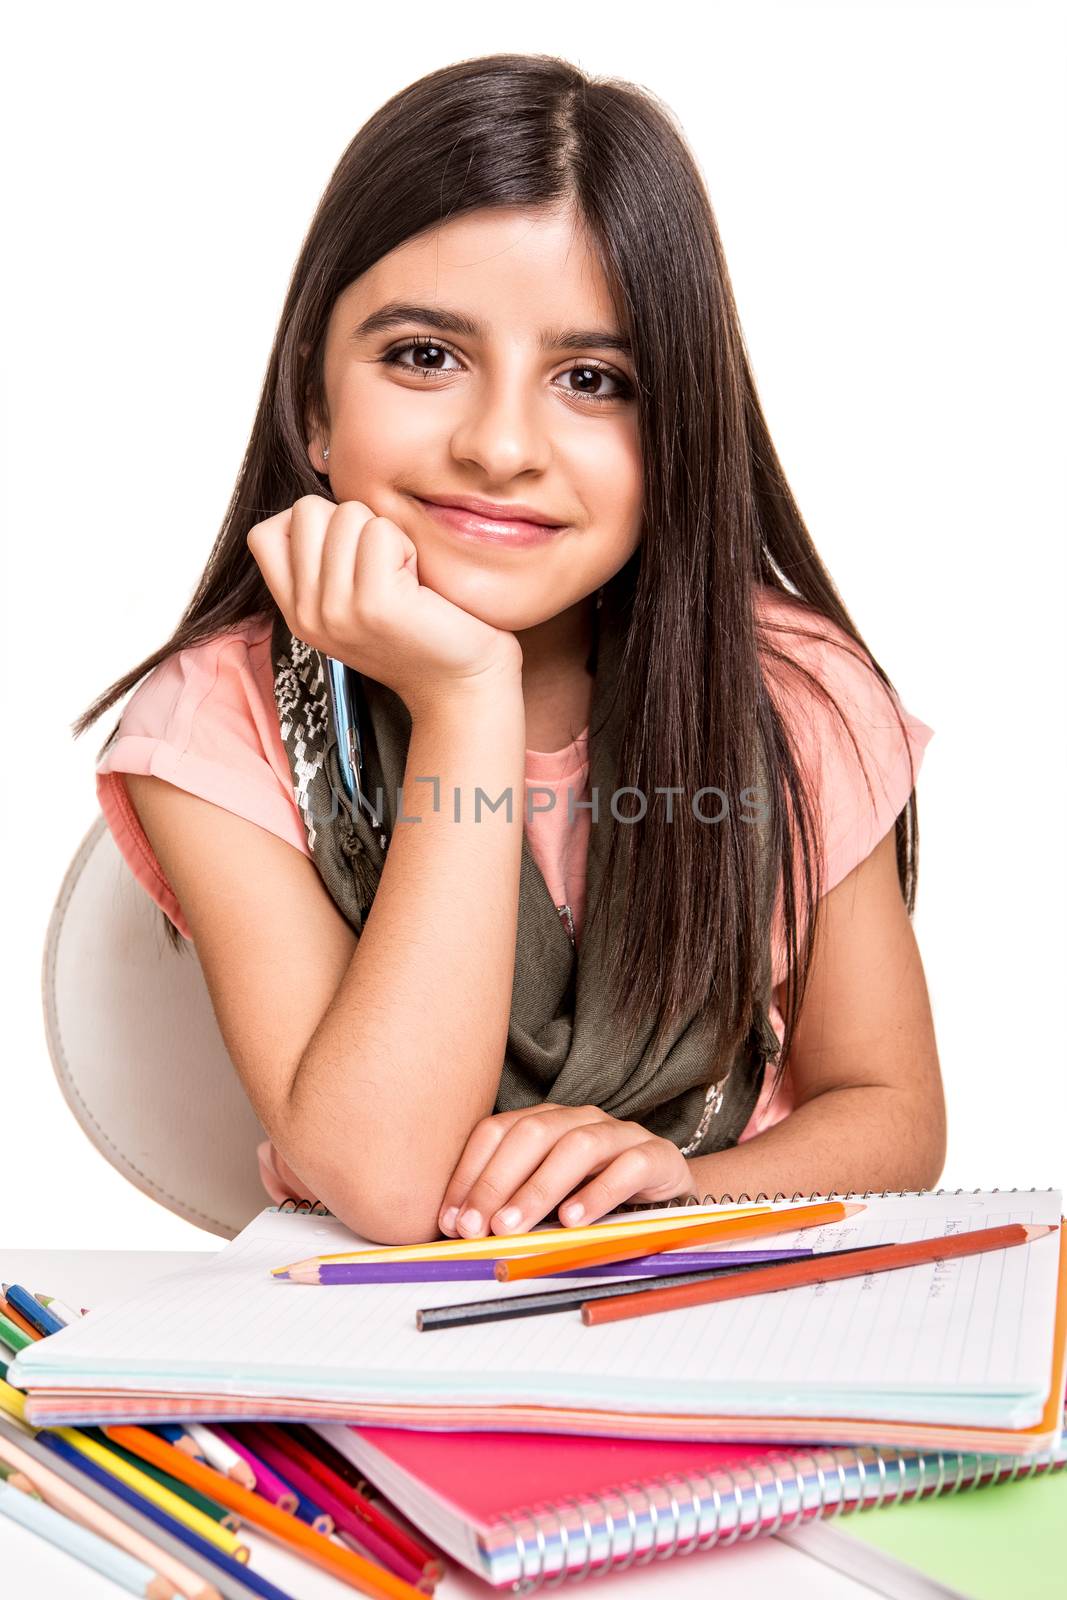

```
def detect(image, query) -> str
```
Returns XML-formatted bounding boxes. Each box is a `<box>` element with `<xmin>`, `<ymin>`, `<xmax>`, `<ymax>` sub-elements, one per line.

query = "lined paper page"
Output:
<box><xmin>13</xmin><ymin>1192</ymin><xmax>1062</xmax><ymax>1428</ymax></box>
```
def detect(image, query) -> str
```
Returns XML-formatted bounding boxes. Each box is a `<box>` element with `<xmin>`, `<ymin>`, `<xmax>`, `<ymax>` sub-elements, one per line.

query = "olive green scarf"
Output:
<box><xmin>270</xmin><ymin>565</ymin><xmax>780</xmax><ymax>1159</ymax></box>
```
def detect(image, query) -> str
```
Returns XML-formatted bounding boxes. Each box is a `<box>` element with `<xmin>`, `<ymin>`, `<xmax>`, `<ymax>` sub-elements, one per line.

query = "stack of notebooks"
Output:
<box><xmin>6</xmin><ymin>1187</ymin><xmax>1066</xmax><ymax>1592</ymax></box>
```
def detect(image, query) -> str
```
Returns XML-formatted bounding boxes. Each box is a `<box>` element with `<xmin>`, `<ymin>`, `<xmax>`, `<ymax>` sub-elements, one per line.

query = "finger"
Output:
<box><xmin>482</xmin><ymin>1119</ymin><xmax>648</xmax><ymax>1235</ymax></box>
<box><xmin>351</xmin><ymin>510</ymin><xmax>417</xmax><ymax>608</ymax></box>
<box><xmin>288</xmin><ymin>495</ymin><xmax>330</xmax><ymax>638</ymax></box>
<box><xmin>554</xmin><ymin>1141</ymin><xmax>693</xmax><ymax>1228</ymax></box>
<box><xmin>246</xmin><ymin>507</ymin><xmax>296</xmax><ymax>619</ymax></box>
<box><xmin>319</xmin><ymin>502</ymin><xmax>368</xmax><ymax>638</ymax></box>
<box><xmin>455</xmin><ymin>1109</ymin><xmax>607</xmax><ymax>1238</ymax></box>
<box><xmin>437</xmin><ymin>1108</ymin><xmax>549</xmax><ymax>1235</ymax></box>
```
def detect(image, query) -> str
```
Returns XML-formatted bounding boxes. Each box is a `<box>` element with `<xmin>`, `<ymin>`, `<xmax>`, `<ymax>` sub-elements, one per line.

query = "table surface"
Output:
<box><xmin>0</xmin><ymin>1247</ymin><xmax>878</xmax><ymax>1598</ymax></box>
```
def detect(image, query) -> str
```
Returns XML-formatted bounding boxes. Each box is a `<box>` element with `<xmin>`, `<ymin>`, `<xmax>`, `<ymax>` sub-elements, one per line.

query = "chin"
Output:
<box><xmin>415</xmin><ymin>556</ymin><xmax>542</xmax><ymax>629</ymax></box>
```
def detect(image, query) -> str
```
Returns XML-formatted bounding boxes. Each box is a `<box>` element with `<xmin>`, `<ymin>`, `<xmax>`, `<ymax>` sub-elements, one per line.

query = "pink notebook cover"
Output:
<box><xmin>343</xmin><ymin>1424</ymin><xmax>792</xmax><ymax>1526</ymax></box>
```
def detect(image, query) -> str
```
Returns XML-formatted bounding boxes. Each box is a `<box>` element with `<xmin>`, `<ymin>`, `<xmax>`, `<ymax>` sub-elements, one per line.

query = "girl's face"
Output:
<box><xmin>310</xmin><ymin>204</ymin><xmax>643</xmax><ymax>642</ymax></box>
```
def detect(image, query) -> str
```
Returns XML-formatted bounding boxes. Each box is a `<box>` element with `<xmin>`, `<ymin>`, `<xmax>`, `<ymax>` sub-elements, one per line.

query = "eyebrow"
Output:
<box><xmin>351</xmin><ymin>301</ymin><xmax>633</xmax><ymax>358</ymax></box>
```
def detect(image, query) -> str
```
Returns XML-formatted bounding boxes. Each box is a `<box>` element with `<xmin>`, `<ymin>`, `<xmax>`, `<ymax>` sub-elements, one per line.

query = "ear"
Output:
<box><xmin>302</xmin><ymin>392</ymin><xmax>329</xmax><ymax>475</ymax></box>
<box><xmin>297</xmin><ymin>339</ymin><xmax>329</xmax><ymax>474</ymax></box>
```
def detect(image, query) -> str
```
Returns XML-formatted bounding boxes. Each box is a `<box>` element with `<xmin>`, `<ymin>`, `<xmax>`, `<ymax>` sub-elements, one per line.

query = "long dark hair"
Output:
<box><xmin>74</xmin><ymin>51</ymin><xmax>920</xmax><ymax>1107</ymax></box>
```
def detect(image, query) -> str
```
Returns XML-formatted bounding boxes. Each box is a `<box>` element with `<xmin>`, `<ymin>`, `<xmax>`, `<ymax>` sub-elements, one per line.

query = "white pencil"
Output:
<box><xmin>35</xmin><ymin>1294</ymin><xmax>84</xmax><ymax>1326</ymax></box>
<box><xmin>185</xmin><ymin>1423</ymin><xmax>256</xmax><ymax>1488</ymax></box>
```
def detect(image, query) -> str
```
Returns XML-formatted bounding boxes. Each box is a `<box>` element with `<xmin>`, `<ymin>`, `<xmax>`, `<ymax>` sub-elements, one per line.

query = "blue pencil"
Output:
<box><xmin>33</xmin><ymin>1431</ymin><xmax>298</xmax><ymax>1600</ymax></box>
<box><xmin>0</xmin><ymin>1479</ymin><xmax>167</xmax><ymax>1596</ymax></box>
<box><xmin>1</xmin><ymin>1284</ymin><xmax>66</xmax><ymax>1338</ymax></box>
<box><xmin>278</xmin><ymin>1246</ymin><xmax>814</xmax><ymax>1284</ymax></box>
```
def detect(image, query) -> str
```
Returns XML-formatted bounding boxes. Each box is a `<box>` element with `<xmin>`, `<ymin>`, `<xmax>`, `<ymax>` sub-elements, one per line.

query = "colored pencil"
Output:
<box><xmin>0</xmin><ymin>1460</ymin><xmax>39</xmax><ymax>1495</ymax></box>
<box><xmin>417</xmin><ymin>1242</ymin><xmax>877</xmax><ymax>1330</ymax></box>
<box><xmin>35</xmin><ymin>1293</ymin><xmax>83</xmax><ymax>1326</ymax></box>
<box><xmin>302</xmin><ymin>1246</ymin><xmax>814</xmax><ymax>1285</ymax></box>
<box><xmin>186</xmin><ymin>1422</ymin><xmax>257</xmax><ymax>1488</ymax></box>
<box><xmin>173</xmin><ymin>1432</ymin><xmax>209</xmax><ymax>1462</ymax></box>
<box><xmin>84</xmin><ymin>1430</ymin><xmax>241</xmax><ymax>1529</ymax></box>
<box><xmin>155</xmin><ymin>1424</ymin><xmax>213</xmax><ymax>1466</ymax></box>
<box><xmin>284</xmin><ymin>1426</ymin><xmax>443</xmax><ymax>1575</ymax></box>
<box><xmin>0</xmin><ymin>1293</ymin><xmax>41</xmax><ymax>1341</ymax></box>
<box><xmin>210</xmin><ymin>1425</ymin><xmax>298</xmax><ymax>1512</ymax></box>
<box><xmin>495</xmin><ymin>1199</ymin><xmax>863</xmax><ymax>1280</ymax></box>
<box><xmin>236</xmin><ymin>1425</ymin><xmax>429</xmax><ymax>1589</ymax></box>
<box><xmin>243</xmin><ymin>1445</ymin><xmax>333</xmax><ymax>1535</ymax></box>
<box><xmin>0</xmin><ymin>1424</ymin><xmax>222</xmax><ymax>1600</ymax></box>
<box><xmin>0</xmin><ymin>1374</ymin><xmax>28</xmax><ymax>1425</ymax></box>
<box><xmin>107</xmin><ymin>1424</ymin><xmax>431</xmax><ymax>1600</ymax></box>
<box><xmin>53</xmin><ymin>1424</ymin><xmax>248</xmax><ymax>1558</ymax></box>
<box><xmin>2</xmin><ymin>1283</ymin><xmax>66</xmax><ymax>1337</ymax></box>
<box><xmin>22</xmin><ymin>1425</ymin><xmax>296</xmax><ymax>1600</ymax></box>
<box><xmin>0</xmin><ymin>1478</ymin><xmax>175</xmax><ymax>1597</ymax></box>
<box><xmin>0</xmin><ymin>1307</ymin><xmax>33</xmax><ymax>1353</ymax></box>
<box><xmin>272</xmin><ymin>1203</ymin><xmax>774</xmax><ymax>1277</ymax></box>
<box><xmin>583</xmin><ymin>1220</ymin><xmax>1059</xmax><ymax>1325</ymax></box>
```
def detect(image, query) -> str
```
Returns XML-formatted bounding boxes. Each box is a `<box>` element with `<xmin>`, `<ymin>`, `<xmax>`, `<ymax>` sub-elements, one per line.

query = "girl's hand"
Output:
<box><xmin>247</xmin><ymin>495</ymin><xmax>522</xmax><ymax>714</ymax></box>
<box><xmin>256</xmin><ymin>1140</ymin><xmax>319</xmax><ymax>1208</ymax></box>
<box><xmin>436</xmin><ymin>1104</ymin><xmax>699</xmax><ymax>1238</ymax></box>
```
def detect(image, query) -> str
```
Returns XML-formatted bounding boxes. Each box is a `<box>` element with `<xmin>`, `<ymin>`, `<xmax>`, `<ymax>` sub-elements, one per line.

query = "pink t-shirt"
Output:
<box><xmin>95</xmin><ymin>588</ymin><xmax>934</xmax><ymax>1181</ymax></box>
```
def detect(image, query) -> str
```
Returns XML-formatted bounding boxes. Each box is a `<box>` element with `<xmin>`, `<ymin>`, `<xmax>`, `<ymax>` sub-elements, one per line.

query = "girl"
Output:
<box><xmin>77</xmin><ymin>53</ymin><xmax>943</xmax><ymax>1247</ymax></box>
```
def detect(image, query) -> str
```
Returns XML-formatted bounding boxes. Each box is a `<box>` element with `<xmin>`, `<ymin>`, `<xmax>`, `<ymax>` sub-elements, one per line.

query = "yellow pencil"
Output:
<box><xmin>272</xmin><ymin>1202</ymin><xmax>773</xmax><ymax>1277</ymax></box>
<box><xmin>0</xmin><ymin>1380</ymin><xmax>246</xmax><ymax>1562</ymax></box>
<box><xmin>0</xmin><ymin>1376</ymin><xmax>28</xmax><ymax>1426</ymax></box>
<box><xmin>54</xmin><ymin>1427</ymin><xmax>249</xmax><ymax>1562</ymax></box>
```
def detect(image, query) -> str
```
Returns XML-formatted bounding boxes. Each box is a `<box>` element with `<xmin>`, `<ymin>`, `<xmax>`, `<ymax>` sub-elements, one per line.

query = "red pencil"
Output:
<box><xmin>243</xmin><ymin>1426</ymin><xmax>431</xmax><ymax>1591</ymax></box>
<box><xmin>257</xmin><ymin>1425</ymin><xmax>444</xmax><ymax>1581</ymax></box>
<box><xmin>582</xmin><ymin>1221</ymin><xmax>1057</xmax><ymax>1325</ymax></box>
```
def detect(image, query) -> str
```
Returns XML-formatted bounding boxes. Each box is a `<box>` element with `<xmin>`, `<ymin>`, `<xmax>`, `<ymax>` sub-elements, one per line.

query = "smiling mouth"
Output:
<box><xmin>413</xmin><ymin>496</ymin><xmax>567</xmax><ymax>546</ymax></box>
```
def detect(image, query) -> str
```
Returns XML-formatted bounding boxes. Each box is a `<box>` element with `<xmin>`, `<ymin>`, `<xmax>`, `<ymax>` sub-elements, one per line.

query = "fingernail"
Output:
<box><xmin>458</xmin><ymin>1209</ymin><xmax>483</xmax><ymax>1235</ymax></box>
<box><xmin>496</xmin><ymin>1206</ymin><xmax>521</xmax><ymax>1230</ymax></box>
<box><xmin>440</xmin><ymin>1207</ymin><xmax>459</xmax><ymax>1233</ymax></box>
<box><xmin>560</xmin><ymin>1202</ymin><xmax>585</xmax><ymax>1224</ymax></box>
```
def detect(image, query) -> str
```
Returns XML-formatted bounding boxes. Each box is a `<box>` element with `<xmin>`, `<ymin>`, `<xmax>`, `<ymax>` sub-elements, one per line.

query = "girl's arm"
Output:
<box><xmin>684</xmin><ymin>825</ymin><xmax>947</xmax><ymax>1200</ymax></box>
<box><xmin>124</xmin><ymin>666</ymin><xmax>527</xmax><ymax>1247</ymax></box>
<box><xmin>432</xmin><ymin>821</ymin><xmax>945</xmax><ymax>1241</ymax></box>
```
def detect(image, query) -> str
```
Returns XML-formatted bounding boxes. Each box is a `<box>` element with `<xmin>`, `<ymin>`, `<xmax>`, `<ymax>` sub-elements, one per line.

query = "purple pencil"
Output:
<box><xmin>211</xmin><ymin>1424</ymin><xmax>298</xmax><ymax>1513</ymax></box>
<box><xmin>279</xmin><ymin>1247</ymin><xmax>813</xmax><ymax>1285</ymax></box>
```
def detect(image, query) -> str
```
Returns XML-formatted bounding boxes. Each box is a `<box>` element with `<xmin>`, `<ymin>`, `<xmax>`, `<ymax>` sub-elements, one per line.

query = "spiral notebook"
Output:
<box><xmin>11</xmin><ymin>1189</ymin><xmax>1067</xmax><ymax>1459</ymax></box>
<box><xmin>310</xmin><ymin>1416</ymin><xmax>1067</xmax><ymax>1589</ymax></box>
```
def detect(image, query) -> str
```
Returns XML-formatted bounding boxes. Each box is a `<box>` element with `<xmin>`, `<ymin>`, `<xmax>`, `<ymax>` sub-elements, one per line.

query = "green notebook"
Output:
<box><xmin>780</xmin><ymin>1463</ymin><xmax>1066</xmax><ymax>1599</ymax></box>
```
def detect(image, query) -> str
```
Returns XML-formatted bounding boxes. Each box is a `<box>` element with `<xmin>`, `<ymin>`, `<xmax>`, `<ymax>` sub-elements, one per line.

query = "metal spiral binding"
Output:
<box><xmin>493</xmin><ymin>1439</ymin><xmax>1063</xmax><ymax>1591</ymax></box>
<box><xmin>275</xmin><ymin>1198</ymin><xmax>331</xmax><ymax>1216</ymax></box>
<box><xmin>622</xmin><ymin>1185</ymin><xmax>1055</xmax><ymax>1210</ymax></box>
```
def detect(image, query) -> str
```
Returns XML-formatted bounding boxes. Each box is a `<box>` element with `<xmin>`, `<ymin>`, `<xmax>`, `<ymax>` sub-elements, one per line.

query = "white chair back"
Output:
<box><xmin>42</xmin><ymin>817</ymin><xmax>267</xmax><ymax>1239</ymax></box>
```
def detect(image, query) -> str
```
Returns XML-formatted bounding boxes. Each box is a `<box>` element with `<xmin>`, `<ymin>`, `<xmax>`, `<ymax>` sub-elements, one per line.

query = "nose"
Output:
<box><xmin>448</xmin><ymin>360</ymin><xmax>554</xmax><ymax>481</ymax></box>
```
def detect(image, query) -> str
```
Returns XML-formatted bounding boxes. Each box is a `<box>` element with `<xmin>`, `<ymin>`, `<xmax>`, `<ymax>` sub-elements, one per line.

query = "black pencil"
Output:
<box><xmin>415</xmin><ymin>1243</ymin><xmax>873</xmax><ymax>1330</ymax></box>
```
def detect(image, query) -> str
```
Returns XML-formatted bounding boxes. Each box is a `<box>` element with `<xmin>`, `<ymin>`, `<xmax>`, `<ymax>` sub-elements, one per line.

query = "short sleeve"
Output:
<box><xmin>95</xmin><ymin>619</ymin><xmax>310</xmax><ymax>941</ymax></box>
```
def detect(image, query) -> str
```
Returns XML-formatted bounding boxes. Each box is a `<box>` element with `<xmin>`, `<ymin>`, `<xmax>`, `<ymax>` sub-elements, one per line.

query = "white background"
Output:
<box><xmin>2</xmin><ymin>0</ymin><xmax>1064</xmax><ymax>1251</ymax></box>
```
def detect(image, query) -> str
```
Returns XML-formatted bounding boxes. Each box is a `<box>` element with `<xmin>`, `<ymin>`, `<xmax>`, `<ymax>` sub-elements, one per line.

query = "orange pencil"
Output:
<box><xmin>495</xmin><ymin>1199</ymin><xmax>863</xmax><ymax>1281</ymax></box>
<box><xmin>106</xmin><ymin>1426</ymin><xmax>429</xmax><ymax>1600</ymax></box>
<box><xmin>0</xmin><ymin>1295</ymin><xmax>41</xmax><ymax>1341</ymax></box>
<box><xmin>583</xmin><ymin>1220</ymin><xmax>1057</xmax><ymax>1324</ymax></box>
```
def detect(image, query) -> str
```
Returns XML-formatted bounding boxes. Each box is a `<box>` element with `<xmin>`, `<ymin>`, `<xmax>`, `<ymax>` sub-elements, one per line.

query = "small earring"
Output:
<box><xmin>596</xmin><ymin>584</ymin><xmax>604</xmax><ymax>610</ymax></box>
<box><xmin>322</xmin><ymin>443</ymin><xmax>330</xmax><ymax>466</ymax></box>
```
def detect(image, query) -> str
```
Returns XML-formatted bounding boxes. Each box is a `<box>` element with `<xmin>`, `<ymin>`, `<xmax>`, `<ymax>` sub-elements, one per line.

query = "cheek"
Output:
<box><xmin>330</xmin><ymin>378</ymin><xmax>441</xmax><ymax>483</ymax></box>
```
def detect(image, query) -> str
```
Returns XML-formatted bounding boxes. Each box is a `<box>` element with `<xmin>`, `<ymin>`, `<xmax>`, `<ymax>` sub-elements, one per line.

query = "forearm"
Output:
<box><xmin>684</xmin><ymin>1084</ymin><xmax>947</xmax><ymax>1202</ymax></box>
<box><xmin>285</xmin><ymin>674</ymin><xmax>526</xmax><ymax>1242</ymax></box>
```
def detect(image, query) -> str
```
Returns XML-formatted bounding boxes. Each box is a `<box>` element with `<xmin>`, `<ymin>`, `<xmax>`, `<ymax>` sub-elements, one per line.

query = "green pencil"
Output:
<box><xmin>0</xmin><ymin>1311</ymin><xmax>31</xmax><ymax>1354</ymax></box>
<box><xmin>82</xmin><ymin>1430</ymin><xmax>240</xmax><ymax>1530</ymax></box>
